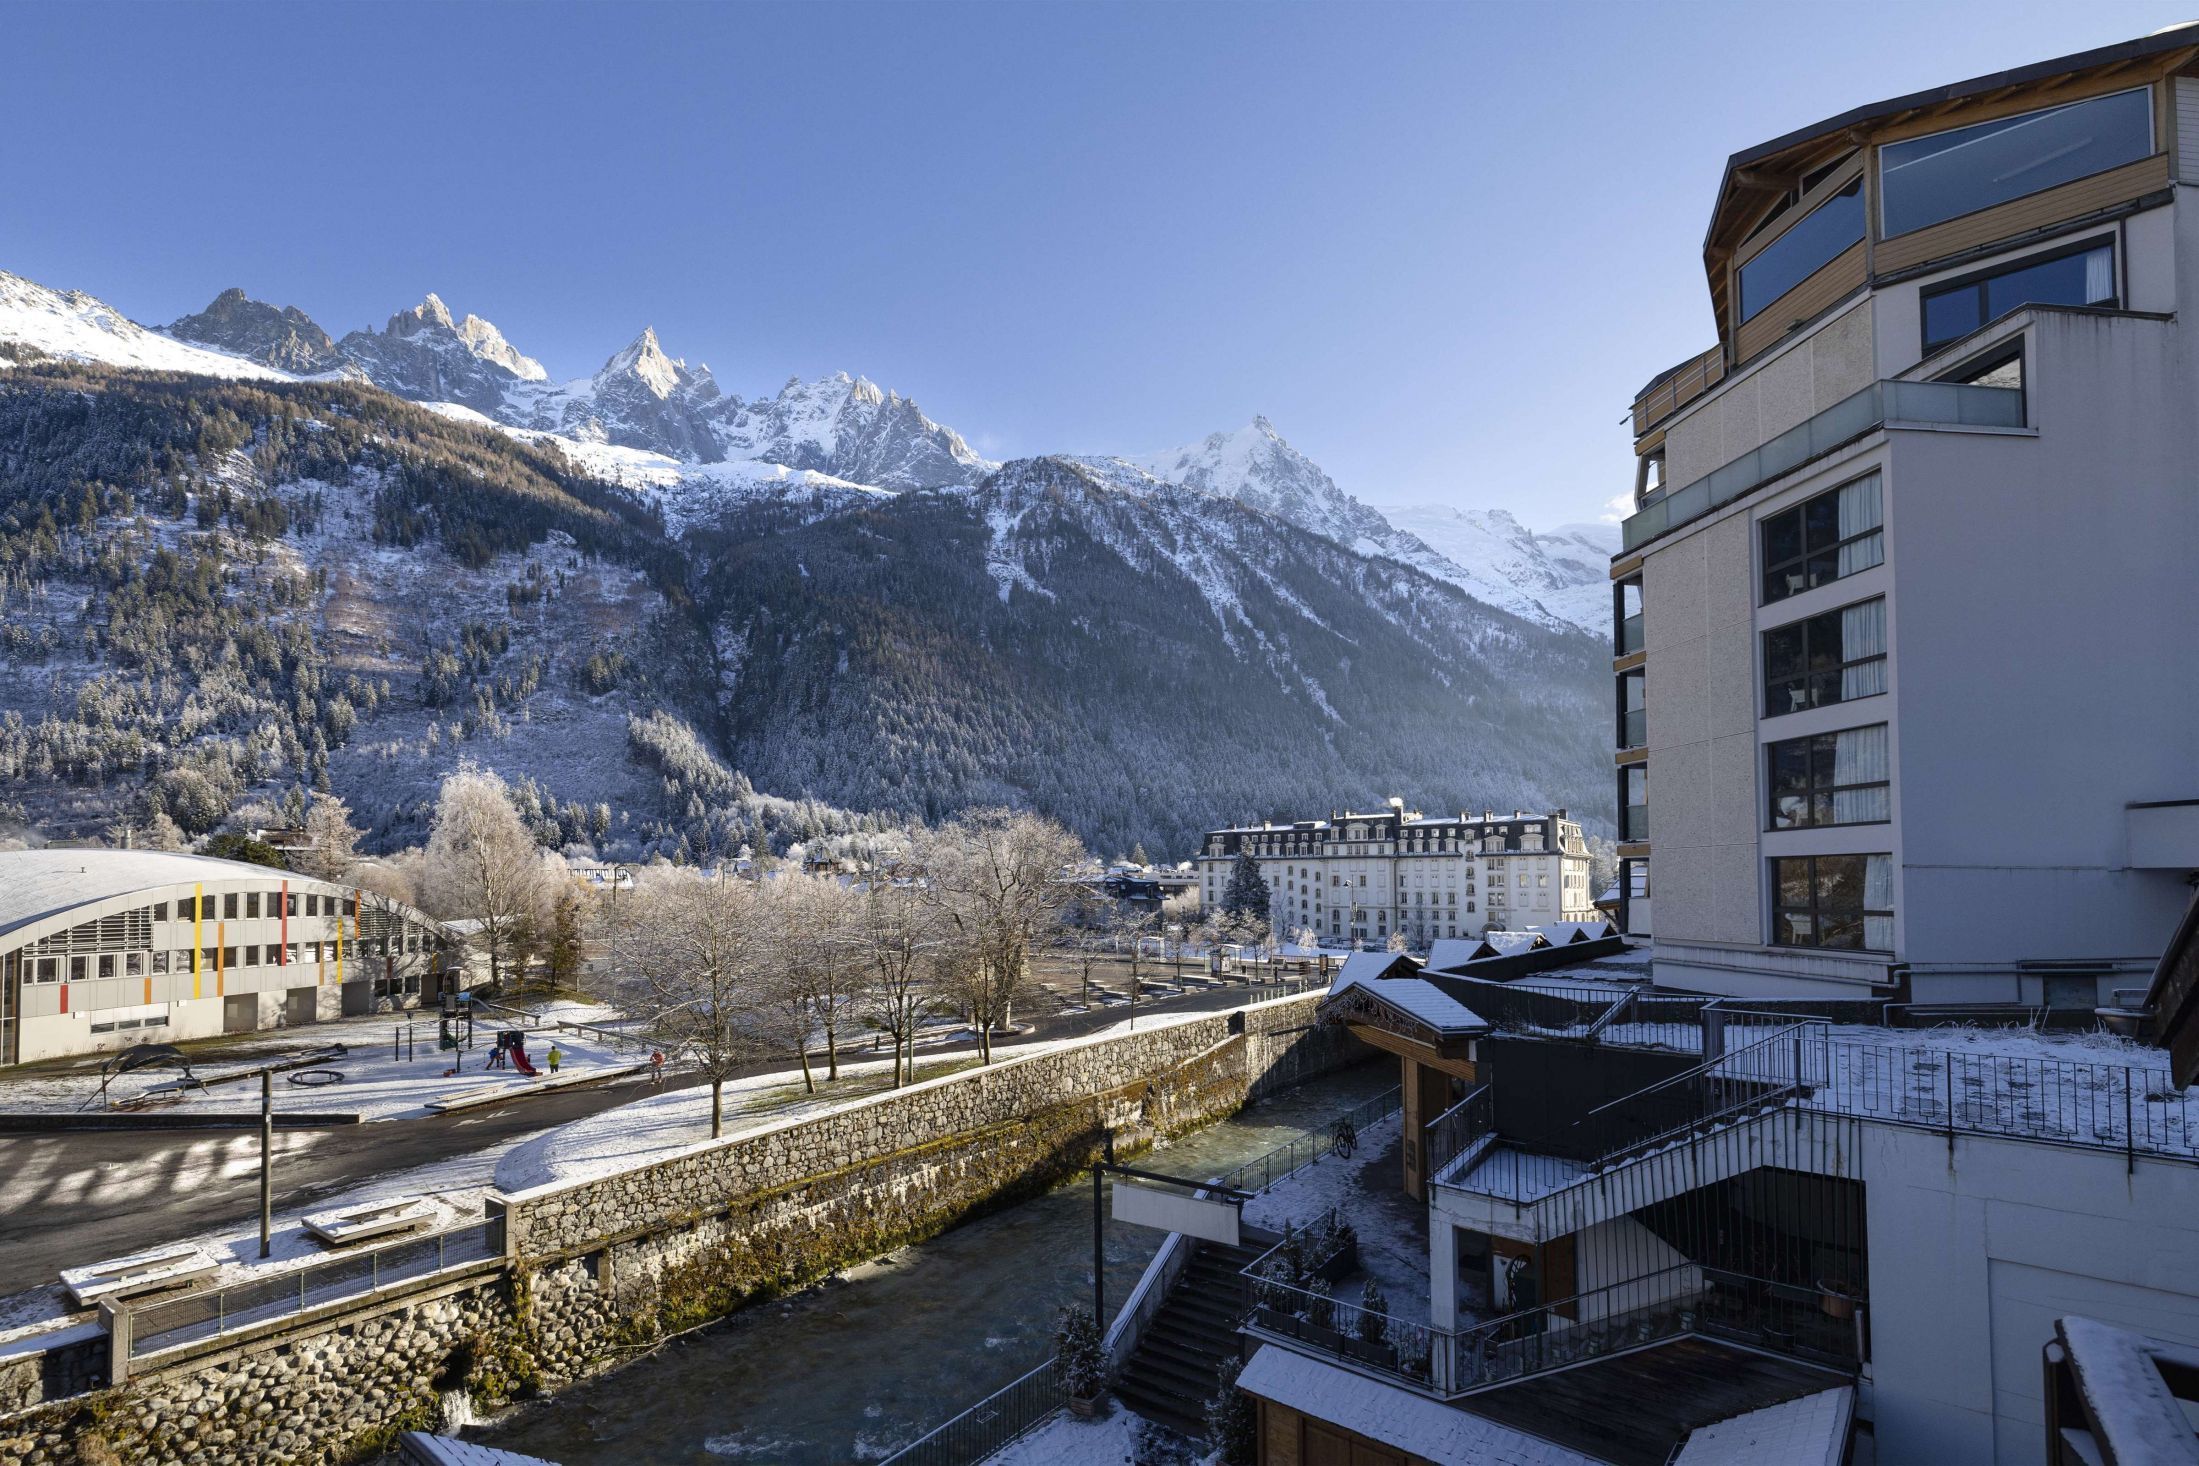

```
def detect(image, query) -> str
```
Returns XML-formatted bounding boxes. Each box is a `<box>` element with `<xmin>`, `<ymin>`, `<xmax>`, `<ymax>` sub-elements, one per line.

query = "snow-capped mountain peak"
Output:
<box><xmin>0</xmin><ymin>269</ymin><xmax>290</xmax><ymax>380</ymax></box>
<box><xmin>598</xmin><ymin>327</ymin><xmax>693</xmax><ymax>401</ymax></box>
<box><xmin>1129</xmin><ymin>416</ymin><xmax>1388</xmax><ymax>550</ymax></box>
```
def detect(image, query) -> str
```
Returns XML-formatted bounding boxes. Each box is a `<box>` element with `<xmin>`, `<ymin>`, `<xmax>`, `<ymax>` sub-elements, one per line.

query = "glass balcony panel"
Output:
<box><xmin>1623</xmin><ymin>806</ymin><xmax>1650</xmax><ymax>841</ymax></box>
<box><xmin>1619</xmin><ymin>614</ymin><xmax>1644</xmax><ymax>655</ymax></box>
<box><xmin>1621</xmin><ymin>708</ymin><xmax>1647</xmax><ymax>748</ymax></box>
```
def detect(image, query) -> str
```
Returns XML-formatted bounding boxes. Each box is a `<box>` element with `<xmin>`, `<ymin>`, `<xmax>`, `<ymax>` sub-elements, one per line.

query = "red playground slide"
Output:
<box><xmin>506</xmin><ymin>1033</ymin><xmax>540</xmax><ymax>1076</ymax></box>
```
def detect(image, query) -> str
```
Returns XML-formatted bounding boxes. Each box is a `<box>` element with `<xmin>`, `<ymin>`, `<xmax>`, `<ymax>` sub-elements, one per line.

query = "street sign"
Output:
<box><xmin>1111</xmin><ymin>1179</ymin><xmax>1241</xmax><ymax>1247</ymax></box>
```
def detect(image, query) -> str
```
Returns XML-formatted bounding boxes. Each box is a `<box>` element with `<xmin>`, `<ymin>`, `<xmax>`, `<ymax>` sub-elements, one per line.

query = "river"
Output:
<box><xmin>476</xmin><ymin>1059</ymin><xmax>1392</xmax><ymax>1463</ymax></box>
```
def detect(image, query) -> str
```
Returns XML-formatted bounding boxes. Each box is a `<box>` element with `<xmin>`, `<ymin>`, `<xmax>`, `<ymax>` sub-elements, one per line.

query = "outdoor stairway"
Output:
<box><xmin>1113</xmin><ymin>1239</ymin><xmax>1266</xmax><ymax>1438</ymax></box>
<box><xmin>1449</xmin><ymin>1102</ymin><xmax>1855</xmax><ymax>1243</ymax></box>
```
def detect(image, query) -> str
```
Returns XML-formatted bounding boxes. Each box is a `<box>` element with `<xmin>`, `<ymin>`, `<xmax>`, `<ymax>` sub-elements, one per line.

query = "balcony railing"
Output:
<box><xmin>1620</xmin><ymin>708</ymin><xmax>1647</xmax><ymax>749</ymax></box>
<box><xmin>1622</xmin><ymin>379</ymin><xmax>2023</xmax><ymax>552</ymax></box>
<box><xmin>1423</xmin><ymin>1084</ymin><xmax>1494</xmax><ymax>1179</ymax></box>
<box><xmin>1617</xmin><ymin>612</ymin><xmax>1644</xmax><ymax>657</ymax></box>
<box><xmin>1622</xmin><ymin>805</ymin><xmax>1649</xmax><ymax>842</ymax></box>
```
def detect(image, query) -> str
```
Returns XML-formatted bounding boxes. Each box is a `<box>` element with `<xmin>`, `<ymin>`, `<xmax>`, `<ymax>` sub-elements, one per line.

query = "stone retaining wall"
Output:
<box><xmin>0</xmin><ymin>992</ymin><xmax>1362</xmax><ymax>1465</ymax></box>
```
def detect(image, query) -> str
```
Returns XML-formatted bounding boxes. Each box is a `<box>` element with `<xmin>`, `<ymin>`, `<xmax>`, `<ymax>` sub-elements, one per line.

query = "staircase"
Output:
<box><xmin>1113</xmin><ymin>1238</ymin><xmax>1265</xmax><ymax>1437</ymax></box>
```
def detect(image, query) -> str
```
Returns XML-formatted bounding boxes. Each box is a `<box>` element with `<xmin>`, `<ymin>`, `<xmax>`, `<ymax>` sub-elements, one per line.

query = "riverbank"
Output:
<box><xmin>473</xmin><ymin>1061</ymin><xmax>1394</xmax><ymax>1464</ymax></box>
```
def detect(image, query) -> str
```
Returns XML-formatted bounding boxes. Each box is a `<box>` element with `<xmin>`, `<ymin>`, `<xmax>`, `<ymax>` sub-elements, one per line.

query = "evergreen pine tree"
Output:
<box><xmin>1221</xmin><ymin>851</ymin><xmax>1270</xmax><ymax>919</ymax></box>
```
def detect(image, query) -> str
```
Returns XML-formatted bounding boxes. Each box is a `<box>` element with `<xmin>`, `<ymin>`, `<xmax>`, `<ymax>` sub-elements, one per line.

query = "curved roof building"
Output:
<box><xmin>0</xmin><ymin>850</ymin><xmax>466</xmax><ymax>1064</ymax></box>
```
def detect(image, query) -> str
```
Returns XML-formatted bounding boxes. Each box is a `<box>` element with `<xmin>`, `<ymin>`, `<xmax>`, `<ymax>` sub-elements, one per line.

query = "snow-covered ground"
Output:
<box><xmin>1243</xmin><ymin>1112</ymin><xmax>1430</xmax><ymax>1322</ymax></box>
<box><xmin>496</xmin><ymin>1007</ymin><xmax>1221</xmax><ymax>1192</ymax></box>
<box><xmin>0</xmin><ymin>1001</ymin><xmax>640</xmax><ymax>1122</ymax></box>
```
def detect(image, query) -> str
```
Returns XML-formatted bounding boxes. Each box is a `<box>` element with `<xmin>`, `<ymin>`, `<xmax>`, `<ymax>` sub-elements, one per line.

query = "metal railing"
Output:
<box><xmin>127</xmin><ymin>1217</ymin><xmax>504</xmax><ymax>1358</ymax></box>
<box><xmin>1422</xmin><ymin>1084</ymin><xmax>1493</xmax><ymax>1179</ymax></box>
<box><xmin>1624</xmin><ymin>379</ymin><xmax>2023</xmax><ymax>551</ymax></box>
<box><xmin>877</xmin><ymin>1358</ymin><xmax>1064</xmax><ymax>1466</ymax></box>
<box><xmin>1212</xmin><ymin>1085</ymin><xmax>1401</xmax><ymax>1196</ymax></box>
<box><xmin>1242</xmin><ymin>1269</ymin><xmax>1440</xmax><ymax>1392</ymax></box>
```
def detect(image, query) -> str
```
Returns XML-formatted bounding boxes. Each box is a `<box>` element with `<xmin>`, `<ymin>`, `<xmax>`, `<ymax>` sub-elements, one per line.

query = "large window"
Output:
<box><xmin>1764</xmin><ymin>597</ymin><xmax>1886</xmax><ymax>717</ymax></box>
<box><xmin>1761</xmin><ymin>474</ymin><xmax>1883</xmax><ymax>605</ymax></box>
<box><xmin>1921</xmin><ymin>240</ymin><xmax>2114</xmax><ymax>353</ymax></box>
<box><xmin>1769</xmin><ymin>724</ymin><xmax>1890</xmax><ymax>829</ymax></box>
<box><xmin>1880</xmin><ymin>88</ymin><xmax>2153</xmax><ymax>238</ymax></box>
<box><xmin>1772</xmin><ymin>854</ymin><xmax>1893</xmax><ymax>952</ymax></box>
<box><xmin>1739</xmin><ymin>177</ymin><xmax>1865</xmax><ymax>323</ymax></box>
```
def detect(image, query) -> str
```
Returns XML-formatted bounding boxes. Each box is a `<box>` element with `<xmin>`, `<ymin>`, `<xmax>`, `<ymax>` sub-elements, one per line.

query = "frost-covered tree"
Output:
<box><xmin>849</xmin><ymin>879</ymin><xmax>944</xmax><ymax>1087</ymax></box>
<box><xmin>423</xmin><ymin>762</ymin><xmax>545</xmax><ymax>989</ymax></box>
<box><xmin>620</xmin><ymin>869</ymin><xmax>768</xmax><ymax>1138</ymax></box>
<box><xmin>294</xmin><ymin>791</ymin><xmax>363</xmax><ymax>882</ymax></box>
<box><xmin>918</xmin><ymin>808</ymin><xmax>1084</xmax><ymax>1063</ymax></box>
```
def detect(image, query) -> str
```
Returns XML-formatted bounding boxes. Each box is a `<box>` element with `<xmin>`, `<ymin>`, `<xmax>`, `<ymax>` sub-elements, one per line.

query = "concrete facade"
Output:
<box><xmin>1620</xmin><ymin>72</ymin><xmax>2199</xmax><ymax>1002</ymax></box>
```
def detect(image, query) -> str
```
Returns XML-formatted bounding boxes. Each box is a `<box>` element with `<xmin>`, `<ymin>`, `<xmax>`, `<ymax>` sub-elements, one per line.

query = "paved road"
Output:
<box><xmin>0</xmin><ymin>976</ymin><xmax>1315</xmax><ymax>1296</ymax></box>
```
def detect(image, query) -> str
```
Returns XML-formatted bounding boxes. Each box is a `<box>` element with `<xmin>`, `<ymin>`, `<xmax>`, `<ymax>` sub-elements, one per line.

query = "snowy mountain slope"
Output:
<box><xmin>1123</xmin><ymin>417</ymin><xmax>1606</xmax><ymax>634</ymax></box>
<box><xmin>1127</xmin><ymin>416</ymin><xmax>1390</xmax><ymax>548</ymax></box>
<box><xmin>0</xmin><ymin>270</ymin><xmax>293</xmax><ymax>380</ymax></box>
<box><xmin>1372</xmin><ymin>505</ymin><xmax>1618</xmax><ymax>635</ymax></box>
<box><xmin>169</xmin><ymin>287</ymin><xmax>347</xmax><ymax>374</ymax></box>
<box><xmin>333</xmin><ymin>294</ymin><xmax>547</xmax><ymax>417</ymax></box>
<box><xmin>715</xmin><ymin>372</ymin><xmax>993</xmax><ymax>488</ymax></box>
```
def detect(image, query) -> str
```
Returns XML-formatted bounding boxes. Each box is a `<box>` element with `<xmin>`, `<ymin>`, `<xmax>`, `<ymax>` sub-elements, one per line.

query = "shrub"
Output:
<box><xmin>1204</xmin><ymin>1356</ymin><xmax>1255</xmax><ymax>1466</ymax></box>
<box><xmin>1358</xmin><ymin>1280</ymin><xmax>1389</xmax><ymax>1343</ymax></box>
<box><xmin>1054</xmin><ymin>1304</ymin><xmax>1106</xmax><ymax>1399</ymax></box>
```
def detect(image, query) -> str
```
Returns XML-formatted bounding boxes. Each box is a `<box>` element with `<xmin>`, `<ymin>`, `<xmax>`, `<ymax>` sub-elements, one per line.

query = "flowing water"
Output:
<box><xmin>477</xmin><ymin>1060</ymin><xmax>1392</xmax><ymax>1464</ymax></box>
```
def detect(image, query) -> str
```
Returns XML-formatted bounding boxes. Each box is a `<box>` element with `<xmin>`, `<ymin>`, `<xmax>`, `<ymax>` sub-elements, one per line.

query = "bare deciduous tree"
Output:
<box><xmin>918</xmin><ymin>808</ymin><xmax>1084</xmax><ymax>1064</ymax></box>
<box><xmin>849</xmin><ymin>880</ymin><xmax>943</xmax><ymax>1087</ymax></box>
<box><xmin>620</xmin><ymin>869</ymin><xmax>767</xmax><ymax>1138</ymax></box>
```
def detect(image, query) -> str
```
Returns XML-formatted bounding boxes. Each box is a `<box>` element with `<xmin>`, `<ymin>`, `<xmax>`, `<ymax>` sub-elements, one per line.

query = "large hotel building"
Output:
<box><xmin>1613</xmin><ymin>27</ymin><xmax>2199</xmax><ymax>1004</ymax></box>
<box><xmin>1194</xmin><ymin>801</ymin><xmax>1597</xmax><ymax>947</ymax></box>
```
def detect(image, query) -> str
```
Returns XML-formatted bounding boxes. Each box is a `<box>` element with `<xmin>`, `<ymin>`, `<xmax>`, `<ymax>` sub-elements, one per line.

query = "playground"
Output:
<box><xmin>0</xmin><ymin>998</ymin><xmax>645</xmax><ymax>1123</ymax></box>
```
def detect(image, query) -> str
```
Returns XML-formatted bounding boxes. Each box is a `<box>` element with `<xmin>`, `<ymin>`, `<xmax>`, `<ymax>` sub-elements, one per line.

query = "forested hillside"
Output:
<box><xmin>0</xmin><ymin>360</ymin><xmax>1609</xmax><ymax>861</ymax></box>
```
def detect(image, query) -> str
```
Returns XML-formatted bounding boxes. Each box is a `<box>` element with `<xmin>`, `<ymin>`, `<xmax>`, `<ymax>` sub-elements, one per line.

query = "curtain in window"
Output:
<box><xmin>1832</xmin><ymin>726</ymin><xmax>1891</xmax><ymax>822</ymax></box>
<box><xmin>2084</xmin><ymin>247</ymin><xmax>2114</xmax><ymax>305</ymax></box>
<box><xmin>1837</xmin><ymin>476</ymin><xmax>1885</xmax><ymax>576</ymax></box>
<box><xmin>1841</xmin><ymin>599</ymin><xmax>1887</xmax><ymax>698</ymax></box>
<box><xmin>1863</xmin><ymin>854</ymin><xmax>1894</xmax><ymax>950</ymax></box>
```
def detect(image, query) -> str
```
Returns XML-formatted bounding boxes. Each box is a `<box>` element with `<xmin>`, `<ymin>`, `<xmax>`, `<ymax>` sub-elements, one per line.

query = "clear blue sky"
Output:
<box><xmin>4</xmin><ymin>0</ymin><xmax>2192</xmax><ymax>525</ymax></box>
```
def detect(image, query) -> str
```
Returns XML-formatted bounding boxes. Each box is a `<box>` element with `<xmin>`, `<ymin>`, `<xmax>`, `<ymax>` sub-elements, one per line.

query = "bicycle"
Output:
<box><xmin>1331</xmin><ymin>1116</ymin><xmax>1357</xmax><ymax>1159</ymax></box>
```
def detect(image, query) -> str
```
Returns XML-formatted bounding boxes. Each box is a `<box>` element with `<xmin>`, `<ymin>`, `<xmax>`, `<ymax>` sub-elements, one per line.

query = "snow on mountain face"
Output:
<box><xmin>0</xmin><ymin>270</ymin><xmax>291</xmax><ymax>380</ymax></box>
<box><xmin>334</xmin><ymin>293</ymin><xmax>547</xmax><ymax>416</ymax></box>
<box><xmin>1128</xmin><ymin>416</ymin><xmax>1390</xmax><ymax>548</ymax></box>
<box><xmin>168</xmin><ymin>287</ymin><xmax>343</xmax><ymax>373</ymax></box>
<box><xmin>1373</xmin><ymin>503</ymin><xmax>1619</xmax><ymax>634</ymax></box>
<box><xmin>716</xmin><ymin>372</ymin><xmax>993</xmax><ymax>490</ymax></box>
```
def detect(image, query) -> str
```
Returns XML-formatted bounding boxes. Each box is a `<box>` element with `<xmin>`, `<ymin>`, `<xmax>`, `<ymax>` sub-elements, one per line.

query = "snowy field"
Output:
<box><xmin>0</xmin><ymin>1001</ymin><xmax>640</xmax><ymax>1122</ymax></box>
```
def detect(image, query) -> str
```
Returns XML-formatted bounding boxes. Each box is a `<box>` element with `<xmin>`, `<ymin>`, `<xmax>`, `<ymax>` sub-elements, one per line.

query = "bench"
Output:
<box><xmin>60</xmin><ymin>1244</ymin><xmax>219</xmax><ymax>1307</ymax></box>
<box><xmin>302</xmin><ymin>1197</ymin><xmax>437</xmax><ymax>1248</ymax></box>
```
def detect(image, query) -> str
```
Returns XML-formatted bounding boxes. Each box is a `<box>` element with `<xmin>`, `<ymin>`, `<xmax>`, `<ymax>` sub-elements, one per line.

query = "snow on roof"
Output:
<box><xmin>1236</xmin><ymin>1344</ymin><xmax>1600</xmax><ymax>1464</ymax></box>
<box><xmin>2056</xmin><ymin>1316</ymin><xmax>2199</xmax><ymax>1466</ymax></box>
<box><xmin>1674</xmin><ymin>1386</ymin><xmax>1853</xmax><ymax>1466</ymax></box>
<box><xmin>1330</xmin><ymin>965</ymin><xmax>1486</xmax><ymax>1034</ymax></box>
<box><xmin>1334</xmin><ymin>950</ymin><xmax>1416</xmax><ymax>988</ymax></box>
<box><xmin>1533</xmin><ymin>920</ymin><xmax>1617</xmax><ymax>946</ymax></box>
<box><xmin>0</xmin><ymin>850</ymin><xmax>316</xmax><ymax>939</ymax></box>
<box><xmin>1424</xmin><ymin>938</ymin><xmax>1482</xmax><ymax>973</ymax></box>
<box><xmin>1480</xmin><ymin>930</ymin><xmax>1547</xmax><ymax>957</ymax></box>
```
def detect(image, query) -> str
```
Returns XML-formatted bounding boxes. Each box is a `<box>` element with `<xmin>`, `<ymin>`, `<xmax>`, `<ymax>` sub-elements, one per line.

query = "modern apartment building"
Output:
<box><xmin>1193</xmin><ymin>800</ymin><xmax>1596</xmax><ymax>947</ymax></box>
<box><xmin>1614</xmin><ymin>26</ymin><xmax>2199</xmax><ymax>1002</ymax></box>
